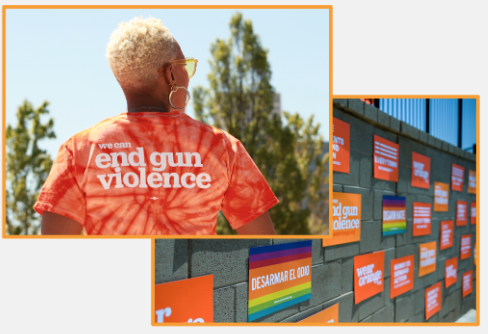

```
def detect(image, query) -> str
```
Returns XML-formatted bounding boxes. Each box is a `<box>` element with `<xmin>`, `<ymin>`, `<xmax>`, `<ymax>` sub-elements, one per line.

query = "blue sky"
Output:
<box><xmin>6</xmin><ymin>8</ymin><xmax>330</xmax><ymax>159</ymax></box>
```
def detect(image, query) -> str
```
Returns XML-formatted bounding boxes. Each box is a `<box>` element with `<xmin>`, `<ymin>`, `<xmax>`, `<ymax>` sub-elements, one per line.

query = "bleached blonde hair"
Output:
<box><xmin>106</xmin><ymin>16</ymin><xmax>177</xmax><ymax>91</ymax></box>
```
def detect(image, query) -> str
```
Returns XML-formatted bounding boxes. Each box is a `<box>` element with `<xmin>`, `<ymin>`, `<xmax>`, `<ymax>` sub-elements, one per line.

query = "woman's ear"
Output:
<box><xmin>163</xmin><ymin>64</ymin><xmax>174</xmax><ymax>87</ymax></box>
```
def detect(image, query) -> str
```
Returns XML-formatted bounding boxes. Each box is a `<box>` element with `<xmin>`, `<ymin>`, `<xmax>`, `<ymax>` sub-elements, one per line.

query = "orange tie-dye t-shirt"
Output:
<box><xmin>33</xmin><ymin>111</ymin><xmax>279</xmax><ymax>235</ymax></box>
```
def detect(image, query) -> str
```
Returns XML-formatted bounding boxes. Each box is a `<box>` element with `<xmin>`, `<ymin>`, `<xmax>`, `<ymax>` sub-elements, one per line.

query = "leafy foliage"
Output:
<box><xmin>6</xmin><ymin>100</ymin><xmax>55</xmax><ymax>235</ymax></box>
<box><xmin>193</xmin><ymin>13</ymin><xmax>329</xmax><ymax>235</ymax></box>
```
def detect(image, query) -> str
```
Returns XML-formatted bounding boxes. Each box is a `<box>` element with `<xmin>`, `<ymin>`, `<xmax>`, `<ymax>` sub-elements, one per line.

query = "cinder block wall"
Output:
<box><xmin>332</xmin><ymin>99</ymin><xmax>477</xmax><ymax>322</ymax></box>
<box><xmin>155</xmin><ymin>239</ymin><xmax>350</xmax><ymax>323</ymax></box>
<box><xmin>154</xmin><ymin>100</ymin><xmax>477</xmax><ymax>324</ymax></box>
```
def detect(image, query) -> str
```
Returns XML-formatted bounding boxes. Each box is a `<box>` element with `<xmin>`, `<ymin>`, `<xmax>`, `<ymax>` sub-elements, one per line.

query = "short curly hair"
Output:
<box><xmin>106</xmin><ymin>16</ymin><xmax>177</xmax><ymax>91</ymax></box>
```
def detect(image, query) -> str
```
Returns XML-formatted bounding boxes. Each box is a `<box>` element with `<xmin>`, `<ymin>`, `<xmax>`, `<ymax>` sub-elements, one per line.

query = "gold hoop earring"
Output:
<box><xmin>169</xmin><ymin>85</ymin><xmax>191</xmax><ymax>110</ymax></box>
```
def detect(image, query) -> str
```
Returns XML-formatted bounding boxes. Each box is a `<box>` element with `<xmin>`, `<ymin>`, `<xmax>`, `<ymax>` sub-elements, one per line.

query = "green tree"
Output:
<box><xmin>6</xmin><ymin>100</ymin><xmax>56</xmax><ymax>235</ymax></box>
<box><xmin>193</xmin><ymin>13</ymin><xmax>328</xmax><ymax>235</ymax></box>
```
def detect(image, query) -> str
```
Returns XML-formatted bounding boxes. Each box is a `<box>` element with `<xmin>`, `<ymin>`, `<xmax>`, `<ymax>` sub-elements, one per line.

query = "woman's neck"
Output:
<box><xmin>124</xmin><ymin>91</ymin><xmax>173</xmax><ymax>113</ymax></box>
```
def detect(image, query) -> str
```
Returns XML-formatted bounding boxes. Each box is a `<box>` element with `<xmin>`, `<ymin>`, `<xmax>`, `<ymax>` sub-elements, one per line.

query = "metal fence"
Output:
<box><xmin>375</xmin><ymin>98</ymin><xmax>476</xmax><ymax>153</ymax></box>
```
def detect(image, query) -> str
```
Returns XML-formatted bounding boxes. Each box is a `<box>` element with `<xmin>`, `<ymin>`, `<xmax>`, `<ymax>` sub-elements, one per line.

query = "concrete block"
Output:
<box><xmin>419</xmin><ymin>130</ymin><xmax>428</xmax><ymax>144</ymax></box>
<box><xmin>341</xmin><ymin>257</ymin><xmax>354</xmax><ymax>294</ymax></box>
<box><xmin>343</xmin><ymin>112</ymin><xmax>374</xmax><ymax>155</ymax></box>
<box><xmin>332</xmin><ymin>149</ymin><xmax>360</xmax><ymax>186</ymax></box>
<box><xmin>360</xmin><ymin>314</ymin><xmax>373</xmax><ymax>322</ymax></box>
<box><xmin>377</xmin><ymin>110</ymin><xmax>390</xmax><ymax>128</ymax></box>
<box><xmin>395</xmin><ymin>292</ymin><xmax>415</xmax><ymax>322</ymax></box>
<box><xmin>419</xmin><ymin>270</ymin><xmax>439</xmax><ymax>291</ymax></box>
<box><xmin>396</xmin><ymin>232</ymin><xmax>407</xmax><ymax>247</ymax></box>
<box><xmin>407</xmin><ymin>313</ymin><xmax>425</xmax><ymax>322</ymax></box>
<box><xmin>442</xmin><ymin>310</ymin><xmax>455</xmax><ymax>322</ymax></box>
<box><xmin>343</xmin><ymin>185</ymin><xmax>373</xmax><ymax>221</ymax></box>
<box><xmin>448</xmin><ymin>144</ymin><xmax>456</xmax><ymax>155</ymax></box>
<box><xmin>396</xmin><ymin>244</ymin><xmax>416</xmax><ymax>259</ymax></box>
<box><xmin>374</xmin><ymin>126</ymin><xmax>398</xmax><ymax>144</ymax></box>
<box><xmin>427</xmin><ymin>133</ymin><xmax>437</xmax><ymax>148</ymax></box>
<box><xmin>235</xmin><ymin>283</ymin><xmax>248</xmax><ymax>323</ymax></box>
<box><xmin>371</xmin><ymin>304</ymin><xmax>394</xmax><ymax>322</ymax></box>
<box><xmin>155</xmin><ymin>239</ymin><xmax>188</xmax><ymax>284</ymax></box>
<box><xmin>440</xmin><ymin>289</ymin><xmax>457</xmax><ymax>318</ymax></box>
<box><xmin>398</xmin><ymin>136</ymin><xmax>413</xmax><ymax>168</ymax></box>
<box><xmin>436</xmin><ymin>257</ymin><xmax>445</xmax><ymax>281</ymax></box>
<box><xmin>358</xmin><ymin>291</ymin><xmax>385</xmax><ymax>321</ymax></box>
<box><xmin>324</xmin><ymin>242</ymin><xmax>360</xmax><ymax>261</ymax></box>
<box><xmin>333</xmin><ymin>100</ymin><xmax>348</xmax><ymax>110</ymax></box>
<box><xmin>347</xmin><ymin>99</ymin><xmax>365</xmax><ymax>116</ymax></box>
<box><xmin>390</xmin><ymin>117</ymin><xmax>401</xmax><ymax>132</ymax></box>
<box><xmin>364</xmin><ymin>103</ymin><xmax>378</xmax><ymax>122</ymax></box>
<box><xmin>426</xmin><ymin>312</ymin><xmax>439</xmax><ymax>322</ymax></box>
<box><xmin>360</xmin><ymin>220</ymin><xmax>395</xmax><ymax>254</ymax></box>
<box><xmin>466</xmin><ymin>152</ymin><xmax>476</xmax><ymax>162</ymax></box>
<box><xmin>384</xmin><ymin>277</ymin><xmax>392</xmax><ymax>305</ymax></box>
<box><xmin>333</xmin><ymin>184</ymin><xmax>343</xmax><ymax>192</ymax></box>
<box><xmin>433</xmin><ymin>137</ymin><xmax>442</xmax><ymax>150</ymax></box>
<box><xmin>442</xmin><ymin>141</ymin><xmax>450</xmax><ymax>153</ymax></box>
<box><xmin>461</xmin><ymin>295</ymin><xmax>476</xmax><ymax>315</ymax></box>
<box><xmin>312</xmin><ymin>239</ymin><xmax>324</xmax><ymax>264</ymax></box>
<box><xmin>190</xmin><ymin>239</ymin><xmax>271</xmax><ymax>288</ymax></box>
<box><xmin>397</xmin><ymin>165</ymin><xmax>409</xmax><ymax>193</ymax></box>
<box><xmin>414</xmin><ymin>289</ymin><xmax>424</xmax><ymax>315</ymax></box>
<box><xmin>214</xmin><ymin>286</ymin><xmax>235</xmax><ymax>322</ymax></box>
<box><xmin>384</xmin><ymin>248</ymin><xmax>396</xmax><ymax>278</ymax></box>
<box><xmin>454</xmin><ymin>146</ymin><xmax>464</xmax><ymax>158</ymax></box>
<box><xmin>300</xmin><ymin>260</ymin><xmax>342</xmax><ymax>310</ymax></box>
<box><xmin>360</xmin><ymin>221</ymin><xmax>382</xmax><ymax>254</ymax></box>
<box><xmin>400</xmin><ymin>121</ymin><xmax>420</xmax><ymax>140</ymax></box>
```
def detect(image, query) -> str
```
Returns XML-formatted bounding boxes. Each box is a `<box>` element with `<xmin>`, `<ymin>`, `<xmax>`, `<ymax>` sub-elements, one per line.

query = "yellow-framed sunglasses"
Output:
<box><xmin>166</xmin><ymin>57</ymin><xmax>198</xmax><ymax>79</ymax></box>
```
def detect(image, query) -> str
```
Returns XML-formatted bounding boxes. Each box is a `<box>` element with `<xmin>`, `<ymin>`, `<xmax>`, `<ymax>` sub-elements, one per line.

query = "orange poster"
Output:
<box><xmin>425</xmin><ymin>282</ymin><xmax>442</xmax><ymax>320</ymax></box>
<box><xmin>462</xmin><ymin>270</ymin><xmax>473</xmax><ymax>298</ymax></box>
<box><xmin>434</xmin><ymin>182</ymin><xmax>449</xmax><ymax>212</ymax></box>
<box><xmin>154</xmin><ymin>275</ymin><xmax>213</xmax><ymax>323</ymax></box>
<box><xmin>444</xmin><ymin>257</ymin><xmax>458</xmax><ymax>288</ymax></box>
<box><xmin>323</xmin><ymin>192</ymin><xmax>361</xmax><ymax>247</ymax></box>
<box><xmin>299</xmin><ymin>303</ymin><xmax>339</xmax><ymax>323</ymax></box>
<box><xmin>439</xmin><ymin>220</ymin><xmax>454</xmax><ymax>250</ymax></box>
<box><xmin>333</xmin><ymin>117</ymin><xmax>350</xmax><ymax>174</ymax></box>
<box><xmin>460</xmin><ymin>234</ymin><xmax>472</xmax><ymax>260</ymax></box>
<box><xmin>373</xmin><ymin>135</ymin><xmax>399</xmax><ymax>182</ymax></box>
<box><xmin>456</xmin><ymin>201</ymin><xmax>468</xmax><ymax>226</ymax></box>
<box><xmin>451</xmin><ymin>163</ymin><xmax>465</xmax><ymax>192</ymax></box>
<box><xmin>470</xmin><ymin>202</ymin><xmax>476</xmax><ymax>225</ymax></box>
<box><xmin>354</xmin><ymin>251</ymin><xmax>384</xmax><ymax>304</ymax></box>
<box><xmin>390</xmin><ymin>255</ymin><xmax>414</xmax><ymax>298</ymax></box>
<box><xmin>419</xmin><ymin>241</ymin><xmax>436</xmax><ymax>277</ymax></box>
<box><xmin>411</xmin><ymin>152</ymin><xmax>430</xmax><ymax>189</ymax></box>
<box><xmin>412</xmin><ymin>202</ymin><xmax>432</xmax><ymax>236</ymax></box>
<box><xmin>468</xmin><ymin>170</ymin><xmax>476</xmax><ymax>194</ymax></box>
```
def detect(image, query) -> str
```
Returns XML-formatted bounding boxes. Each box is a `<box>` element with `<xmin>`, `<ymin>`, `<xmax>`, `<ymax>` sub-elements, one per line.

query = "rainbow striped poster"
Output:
<box><xmin>248</xmin><ymin>240</ymin><xmax>312</xmax><ymax>322</ymax></box>
<box><xmin>382</xmin><ymin>195</ymin><xmax>406</xmax><ymax>236</ymax></box>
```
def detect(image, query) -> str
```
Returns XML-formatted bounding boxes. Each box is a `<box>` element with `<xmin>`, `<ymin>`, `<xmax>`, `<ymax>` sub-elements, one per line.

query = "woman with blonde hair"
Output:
<box><xmin>35</xmin><ymin>17</ymin><xmax>278</xmax><ymax>235</ymax></box>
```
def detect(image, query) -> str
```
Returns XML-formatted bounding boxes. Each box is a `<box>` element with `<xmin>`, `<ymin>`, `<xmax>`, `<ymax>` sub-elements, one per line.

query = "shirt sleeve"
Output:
<box><xmin>221</xmin><ymin>135</ymin><xmax>279</xmax><ymax>230</ymax></box>
<box><xmin>33</xmin><ymin>139</ymin><xmax>86</xmax><ymax>225</ymax></box>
